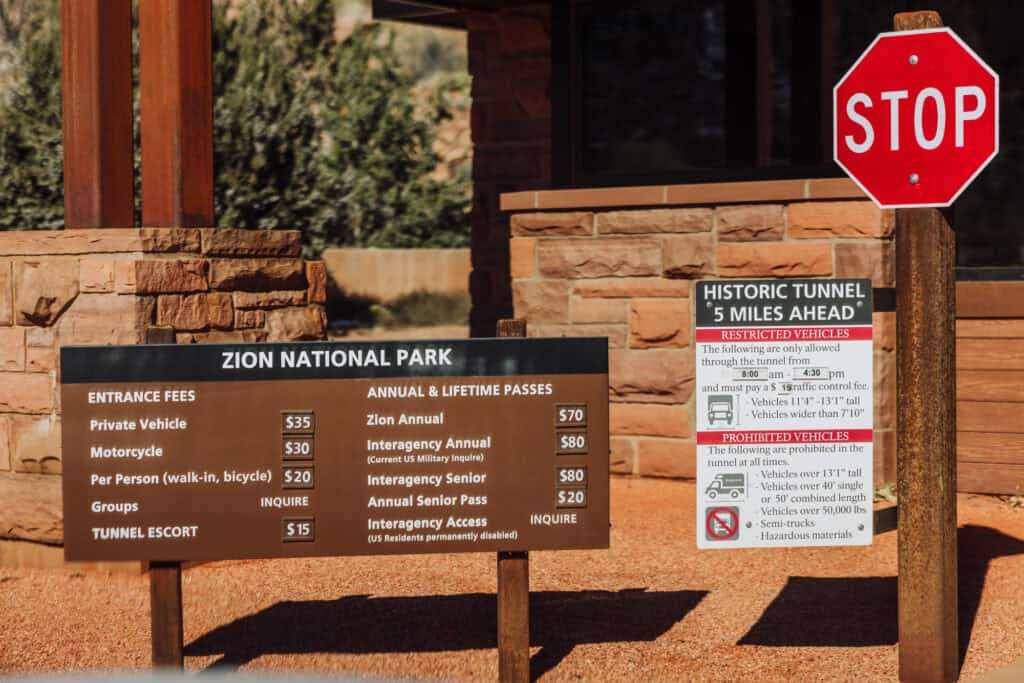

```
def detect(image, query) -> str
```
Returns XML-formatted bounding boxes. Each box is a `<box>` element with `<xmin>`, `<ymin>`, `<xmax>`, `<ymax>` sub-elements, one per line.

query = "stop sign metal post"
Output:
<box><xmin>834</xmin><ymin>10</ymin><xmax>999</xmax><ymax>683</ymax></box>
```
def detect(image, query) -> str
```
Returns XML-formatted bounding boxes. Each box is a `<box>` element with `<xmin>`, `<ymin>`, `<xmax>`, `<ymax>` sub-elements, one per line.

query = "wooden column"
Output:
<box><xmin>496</xmin><ymin>318</ymin><xmax>530</xmax><ymax>683</ymax></box>
<box><xmin>894</xmin><ymin>11</ymin><xmax>959</xmax><ymax>683</ymax></box>
<box><xmin>60</xmin><ymin>0</ymin><xmax>134</xmax><ymax>228</ymax></box>
<box><xmin>137</xmin><ymin>3</ymin><xmax>214</xmax><ymax>670</ymax></box>
<box><xmin>139</xmin><ymin>0</ymin><xmax>214</xmax><ymax>227</ymax></box>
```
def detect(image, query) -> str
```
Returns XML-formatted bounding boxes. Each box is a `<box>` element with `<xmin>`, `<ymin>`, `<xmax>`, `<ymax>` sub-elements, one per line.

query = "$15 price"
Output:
<box><xmin>282</xmin><ymin>518</ymin><xmax>314</xmax><ymax>541</ymax></box>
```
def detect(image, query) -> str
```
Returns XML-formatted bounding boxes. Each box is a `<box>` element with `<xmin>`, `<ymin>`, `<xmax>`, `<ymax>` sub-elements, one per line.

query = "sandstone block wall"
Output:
<box><xmin>508</xmin><ymin>200</ymin><xmax>896</xmax><ymax>483</ymax></box>
<box><xmin>0</xmin><ymin>228</ymin><xmax>326</xmax><ymax>549</ymax></box>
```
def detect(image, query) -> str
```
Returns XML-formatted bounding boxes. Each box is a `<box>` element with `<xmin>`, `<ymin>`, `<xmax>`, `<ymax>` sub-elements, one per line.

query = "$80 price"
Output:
<box><xmin>557</xmin><ymin>467</ymin><xmax>587</xmax><ymax>485</ymax></box>
<box><xmin>556</xmin><ymin>430</ymin><xmax>588</xmax><ymax>453</ymax></box>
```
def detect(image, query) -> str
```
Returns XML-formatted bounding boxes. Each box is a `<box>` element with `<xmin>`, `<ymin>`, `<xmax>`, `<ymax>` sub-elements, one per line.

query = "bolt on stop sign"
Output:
<box><xmin>834</xmin><ymin>28</ymin><xmax>998</xmax><ymax>208</ymax></box>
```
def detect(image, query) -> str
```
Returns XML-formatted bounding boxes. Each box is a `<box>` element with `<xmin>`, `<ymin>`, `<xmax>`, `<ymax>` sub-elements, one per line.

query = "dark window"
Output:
<box><xmin>554</xmin><ymin>0</ymin><xmax>903</xmax><ymax>185</ymax></box>
<box><xmin>553</xmin><ymin>0</ymin><xmax>1024</xmax><ymax>272</ymax></box>
<box><xmin>576</xmin><ymin>3</ymin><xmax>727</xmax><ymax>177</ymax></box>
<box><xmin>933</xmin><ymin>1</ymin><xmax>1024</xmax><ymax>273</ymax></box>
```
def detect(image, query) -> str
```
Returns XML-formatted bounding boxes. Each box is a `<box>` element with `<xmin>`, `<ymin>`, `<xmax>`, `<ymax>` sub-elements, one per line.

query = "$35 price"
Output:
<box><xmin>282</xmin><ymin>412</ymin><xmax>314</xmax><ymax>433</ymax></box>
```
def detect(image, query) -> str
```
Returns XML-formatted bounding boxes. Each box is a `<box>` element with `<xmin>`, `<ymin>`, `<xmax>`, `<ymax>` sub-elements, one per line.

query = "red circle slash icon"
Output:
<box><xmin>706</xmin><ymin>507</ymin><xmax>739</xmax><ymax>541</ymax></box>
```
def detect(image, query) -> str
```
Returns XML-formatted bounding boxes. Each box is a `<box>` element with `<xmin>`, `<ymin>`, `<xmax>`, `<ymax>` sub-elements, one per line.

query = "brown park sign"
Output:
<box><xmin>60</xmin><ymin>338</ymin><xmax>609</xmax><ymax>562</ymax></box>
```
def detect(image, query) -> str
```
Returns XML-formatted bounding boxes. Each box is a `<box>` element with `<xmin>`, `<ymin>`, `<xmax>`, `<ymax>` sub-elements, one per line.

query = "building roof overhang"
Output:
<box><xmin>372</xmin><ymin>0</ymin><xmax>541</xmax><ymax>29</ymax></box>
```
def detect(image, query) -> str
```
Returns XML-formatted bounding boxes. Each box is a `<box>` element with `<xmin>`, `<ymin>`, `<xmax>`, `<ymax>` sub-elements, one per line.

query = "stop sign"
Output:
<box><xmin>833</xmin><ymin>28</ymin><xmax>998</xmax><ymax>208</ymax></box>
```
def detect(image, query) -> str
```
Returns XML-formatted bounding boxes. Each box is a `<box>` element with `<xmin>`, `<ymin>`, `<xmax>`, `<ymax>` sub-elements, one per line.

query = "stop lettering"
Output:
<box><xmin>833</xmin><ymin>28</ymin><xmax>998</xmax><ymax>208</ymax></box>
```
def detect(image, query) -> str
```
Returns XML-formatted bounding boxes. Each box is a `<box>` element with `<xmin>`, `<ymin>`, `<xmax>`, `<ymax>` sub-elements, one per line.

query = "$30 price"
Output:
<box><xmin>283</xmin><ymin>438</ymin><xmax>313</xmax><ymax>458</ymax></box>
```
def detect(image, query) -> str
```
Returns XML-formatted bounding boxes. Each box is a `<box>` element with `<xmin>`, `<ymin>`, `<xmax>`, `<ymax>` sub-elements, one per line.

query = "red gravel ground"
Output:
<box><xmin>3</xmin><ymin>477</ymin><xmax>1024</xmax><ymax>681</ymax></box>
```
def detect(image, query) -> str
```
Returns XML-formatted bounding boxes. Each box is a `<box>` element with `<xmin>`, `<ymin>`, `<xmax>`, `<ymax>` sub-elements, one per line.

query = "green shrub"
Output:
<box><xmin>0</xmin><ymin>0</ymin><xmax>61</xmax><ymax>230</ymax></box>
<box><xmin>0</xmin><ymin>0</ymin><xmax>471</xmax><ymax>253</ymax></box>
<box><xmin>376</xmin><ymin>290</ymin><xmax>470</xmax><ymax>328</ymax></box>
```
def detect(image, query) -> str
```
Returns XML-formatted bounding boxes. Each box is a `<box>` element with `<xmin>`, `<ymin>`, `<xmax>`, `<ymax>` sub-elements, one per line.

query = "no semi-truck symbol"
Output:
<box><xmin>705</xmin><ymin>506</ymin><xmax>739</xmax><ymax>541</ymax></box>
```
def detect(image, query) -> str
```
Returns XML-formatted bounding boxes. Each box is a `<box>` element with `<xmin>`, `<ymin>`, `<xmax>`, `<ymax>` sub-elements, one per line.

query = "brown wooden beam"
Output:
<box><xmin>139</xmin><ymin>0</ymin><xmax>214</xmax><ymax>227</ymax></box>
<box><xmin>60</xmin><ymin>0</ymin><xmax>134</xmax><ymax>228</ymax></box>
<box><xmin>149</xmin><ymin>561</ymin><xmax>184</xmax><ymax>669</ymax></box>
<box><xmin>496</xmin><ymin>318</ymin><xmax>530</xmax><ymax>683</ymax></box>
<box><xmin>896</xmin><ymin>205</ymin><xmax>959</xmax><ymax>683</ymax></box>
<box><xmin>497</xmin><ymin>551</ymin><xmax>529</xmax><ymax>681</ymax></box>
<box><xmin>894</xmin><ymin>12</ymin><xmax>959</xmax><ymax>683</ymax></box>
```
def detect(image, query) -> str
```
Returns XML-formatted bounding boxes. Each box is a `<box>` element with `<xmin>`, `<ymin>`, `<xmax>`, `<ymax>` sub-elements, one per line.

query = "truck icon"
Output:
<box><xmin>705</xmin><ymin>473</ymin><xmax>745</xmax><ymax>500</ymax></box>
<box><xmin>707</xmin><ymin>394</ymin><xmax>734</xmax><ymax>425</ymax></box>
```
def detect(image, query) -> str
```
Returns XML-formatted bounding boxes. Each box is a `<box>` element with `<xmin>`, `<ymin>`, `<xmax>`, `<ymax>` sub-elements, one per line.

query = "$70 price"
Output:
<box><xmin>556</xmin><ymin>404</ymin><xmax>586</xmax><ymax>426</ymax></box>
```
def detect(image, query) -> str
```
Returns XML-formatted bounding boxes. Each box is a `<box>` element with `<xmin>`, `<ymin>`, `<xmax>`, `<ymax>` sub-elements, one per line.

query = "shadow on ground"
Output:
<box><xmin>186</xmin><ymin>588</ymin><xmax>707</xmax><ymax>678</ymax></box>
<box><xmin>957</xmin><ymin>524</ymin><xmax>1024</xmax><ymax>665</ymax></box>
<box><xmin>738</xmin><ymin>576</ymin><xmax>897</xmax><ymax>646</ymax></box>
<box><xmin>738</xmin><ymin>524</ymin><xmax>1024</xmax><ymax>664</ymax></box>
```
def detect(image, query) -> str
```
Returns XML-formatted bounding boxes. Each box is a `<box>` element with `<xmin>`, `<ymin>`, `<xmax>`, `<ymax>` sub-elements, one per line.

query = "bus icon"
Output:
<box><xmin>707</xmin><ymin>394</ymin><xmax>734</xmax><ymax>425</ymax></box>
<box><xmin>705</xmin><ymin>473</ymin><xmax>745</xmax><ymax>500</ymax></box>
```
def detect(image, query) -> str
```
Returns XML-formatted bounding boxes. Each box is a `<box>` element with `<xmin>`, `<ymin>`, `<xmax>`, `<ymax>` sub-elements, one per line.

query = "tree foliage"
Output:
<box><xmin>0</xmin><ymin>0</ymin><xmax>471</xmax><ymax>251</ymax></box>
<box><xmin>0</xmin><ymin>0</ymin><xmax>61</xmax><ymax>229</ymax></box>
<box><xmin>309</xmin><ymin>23</ymin><xmax>471</xmax><ymax>252</ymax></box>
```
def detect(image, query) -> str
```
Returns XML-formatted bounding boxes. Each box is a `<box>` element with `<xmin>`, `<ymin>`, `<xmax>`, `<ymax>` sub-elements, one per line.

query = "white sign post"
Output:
<box><xmin>695</xmin><ymin>279</ymin><xmax>874</xmax><ymax>549</ymax></box>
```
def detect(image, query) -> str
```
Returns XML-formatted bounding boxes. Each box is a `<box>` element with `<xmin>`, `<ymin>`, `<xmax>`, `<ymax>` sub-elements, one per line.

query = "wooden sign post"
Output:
<box><xmin>142</xmin><ymin>328</ymin><xmax>185</xmax><ymax>670</ymax></box>
<box><xmin>149</xmin><ymin>562</ymin><xmax>184</xmax><ymax>668</ymax></box>
<box><xmin>893</xmin><ymin>11</ymin><xmax>959</xmax><ymax>683</ymax></box>
<box><xmin>137</xmin><ymin>0</ymin><xmax>214</xmax><ymax>668</ymax></box>
<box><xmin>496</xmin><ymin>318</ymin><xmax>531</xmax><ymax>683</ymax></box>
<box><xmin>834</xmin><ymin>8</ymin><xmax>998</xmax><ymax>678</ymax></box>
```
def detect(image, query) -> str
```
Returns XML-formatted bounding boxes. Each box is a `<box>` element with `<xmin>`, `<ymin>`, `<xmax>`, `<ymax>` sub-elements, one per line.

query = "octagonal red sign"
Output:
<box><xmin>833</xmin><ymin>28</ymin><xmax>998</xmax><ymax>208</ymax></box>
